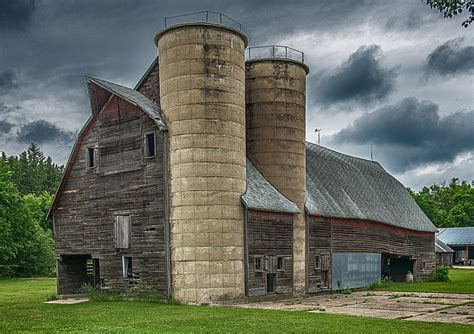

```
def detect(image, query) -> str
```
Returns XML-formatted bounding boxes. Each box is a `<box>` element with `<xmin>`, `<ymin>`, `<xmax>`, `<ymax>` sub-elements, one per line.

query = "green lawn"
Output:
<box><xmin>0</xmin><ymin>278</ymin><xmax>473</xmax><ymax>333</ymax></box>
<box><xmin>374</xmin><ymin>268</ymin><xmax>474</xmax><ymax>294</ymax></box>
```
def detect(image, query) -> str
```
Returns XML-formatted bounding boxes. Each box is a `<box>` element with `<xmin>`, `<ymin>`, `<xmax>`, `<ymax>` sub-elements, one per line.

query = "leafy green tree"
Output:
<box><xmin>425</xmin><ymin>0</ymin><xmax>474</xmax><ymax>28</ymax></box>
<box><xmin>0</xmin><ymin>160</ymin><xmax>55</xmax><ymax>277</ymax></box>
<box><xmin>410</xmin><ymin>178</ymin><xmax>474</xmax><ymax>228</ymax></box>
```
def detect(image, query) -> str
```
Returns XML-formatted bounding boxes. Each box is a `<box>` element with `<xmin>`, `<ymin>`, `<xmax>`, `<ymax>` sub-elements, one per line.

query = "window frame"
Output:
<box><xmin>315</xmin><ymin>255</ymin><xmax>321</xmax><ymax>270</ymax></box>
<box><xmin>254</xmin><ymin>256</ymin><xmax>265</xmax><ymax>272</ymax></box>
<box><xmin>277</xmin><ymin>256</ymin><xmax>285</xmax><ymax>271</ymax></box>
<box><xmin>122</xmin><ymin>256</ymin><xmax>133</xmax><ymax>278</ymax></box>
<box><xmin>144</xmin><ymin>131</ymin><xmax>157</xmax><ymax>158</ymax></box>
<box><xmin>85</xmin><ymin>146</ymin><xmax>96</xmax><ymax>169</ymax></box>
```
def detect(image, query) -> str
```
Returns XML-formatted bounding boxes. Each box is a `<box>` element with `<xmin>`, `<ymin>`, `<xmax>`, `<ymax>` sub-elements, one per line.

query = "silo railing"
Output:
<box><xmin>246</xmin><ymin>45</ymin><xmax>305</xmax><ymax>63</ymax></box>
<box><xmin>164</xmin><ymin>11</ymin><xmax>242</xmax><ymax>31</ymax></box>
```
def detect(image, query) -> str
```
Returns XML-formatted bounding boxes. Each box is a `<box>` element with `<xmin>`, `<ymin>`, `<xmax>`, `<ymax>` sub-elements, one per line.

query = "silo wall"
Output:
<box><xmin>155</xmin><ymin>23</ymin><xmax>247</xmax><ymax>303</ymax></box>
<box><xmin>245</xmin><ymin>59</ymin><xmax>308</xmax><ymax>295</ymax></box>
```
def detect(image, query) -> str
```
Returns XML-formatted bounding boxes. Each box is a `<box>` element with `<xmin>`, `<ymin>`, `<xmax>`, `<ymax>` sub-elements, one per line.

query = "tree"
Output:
<box><xmin>425</xmin><ymin>0</ymin><xmax>474</xmax><ymax>28</ymax></box>
<box><xmin>410</xmin><ymin>178</ymin><xmax>474</xmax><ymax>228</ymax></box>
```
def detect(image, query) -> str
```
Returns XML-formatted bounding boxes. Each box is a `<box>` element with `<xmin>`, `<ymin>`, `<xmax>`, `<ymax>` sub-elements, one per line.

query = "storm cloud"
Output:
<box><xmin>0</xmin><ymin>70</ymin><xmax>18</xmax><ymax>90</ymax></box>
<box><xmin>332</xmin><ymin>97</ymin><xmax>474</xmax><ymax>172</ymax></box>
<box><xmin>0</xmin><ymin>120</ymin><xmax>13</xmax><ymax>134</ymax></box>
<box><xmin>315</xmin><ymin>45</ymin><xmax>399</xmax><ymax>107</ymax></box>
<box><xmin>425</xmin><ymin>38</ymin><xmax>474</xmax><ymax>77</ymax></box>
<box><xmin>0</xmin><ymin>0</ymin><xmax>36</xmax><ymax>31</ymax></box>
<box><xmin>16</xmin><ymin>120</ymin><xmax>75</xmax><ymax>144</ymax></box>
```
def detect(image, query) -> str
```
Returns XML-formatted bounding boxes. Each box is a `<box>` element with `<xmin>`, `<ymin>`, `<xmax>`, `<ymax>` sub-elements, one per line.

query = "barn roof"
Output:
<box><xmin>437</xmin><ymin>227</ymin><xmax>474</xmax><ymax>246</ymax></box>
<box><xmin>435</xmin><ymin>238</ymin><xmax>454</xmax><ymax>253</ymax></box>
<box><xmin>305</xmin><ymin>142</ymin><xmax>437</xmax><ymax>232</ymax></box>
<box><xmin>86</xmin><ymin>76</ymin><xmax>166</xmax><ymax>131</ymax></box>
<box><xmin>242</xmin><ymin>159</ymin><xmax>300</xmax><ymax>214</ymax></box>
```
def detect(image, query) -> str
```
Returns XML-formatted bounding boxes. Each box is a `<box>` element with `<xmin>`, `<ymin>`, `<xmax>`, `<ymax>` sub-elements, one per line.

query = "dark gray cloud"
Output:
<box><xmin>332</xmin><ymin>97</ymin><xmax>474</xmax><ymax>172</ymax></box>
<box><xmin>0</xmin><ymin>120</ymin><xmax>13</xmax><ymax>133</ymax></box>
<box><xmin>0</xmin><ymin>70</ymin><xmax>18</xmax><ymax>90</ymax></box>
<box><xmin>0</xmin><ymin>0</ymin><xmax>36</xmax><ymax>31</ymax></box>
<box><xmin>425</xmin><ymin>38</ymin><xmax>474</xmax><ymax>77</ymax></box>
<box><xmin>16</xmin><ymin>120</ymin><xmax>75</xmax><ymax>144</ymax></box>
<box><xmin>315</xmin><ymin>45</ymin><xmax>399</xmax><ymax>107</ymax></box>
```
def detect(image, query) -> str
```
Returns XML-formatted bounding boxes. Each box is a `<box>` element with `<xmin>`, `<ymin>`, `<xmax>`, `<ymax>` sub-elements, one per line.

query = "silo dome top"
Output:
<box><xmin>154</xmin><ymin>11</ymin><xmax>248</xmax><ymax>47</ymax></box>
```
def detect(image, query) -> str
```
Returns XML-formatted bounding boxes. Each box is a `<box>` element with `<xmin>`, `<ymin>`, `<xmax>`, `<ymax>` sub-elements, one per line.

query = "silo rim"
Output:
<box><xmin>246</xmin><ymin>58</ymin><xmax>309</xmax><ymax>74</ymax></box>
<box><xmin>154</xmin><ymin>22</ymin><xmax>249</xmax><ymax>48</ymax></box>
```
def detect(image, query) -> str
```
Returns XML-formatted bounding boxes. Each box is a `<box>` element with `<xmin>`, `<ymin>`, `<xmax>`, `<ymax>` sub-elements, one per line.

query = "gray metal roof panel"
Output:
<box><xmin>435</xmin><ymin>238</ymin><xmax>455</xmax><ymax>253</ymax></box>
<box><xmin>437</xmin><ymin>227</ymin><xmax>474</xmax><ymax>246</ymax></box>
<box><xmin>86</xmin><ymin>76</ymin><xmax>167</xmax><ymax>131</ymax></box>
<box><xmin>305</xmin><ymin>142</ymin><xmax>437</xmax><ymax>232</ymax></box>
<box><xmin>242</xmin><ymin>159</ymin><xmax>300</xmax><ymax>214</ymax></box>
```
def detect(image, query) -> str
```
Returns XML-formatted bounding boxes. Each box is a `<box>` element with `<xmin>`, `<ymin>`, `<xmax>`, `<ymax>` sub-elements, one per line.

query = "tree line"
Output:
<box><xmin>409</xmin><ymin>178</ymin><xmax>474</xmax><ymax>228</ymax></box>
<box><xmin>0</xmin><ymin>143</ymin><xmax>62</xmax><ymax>277</ymax></box>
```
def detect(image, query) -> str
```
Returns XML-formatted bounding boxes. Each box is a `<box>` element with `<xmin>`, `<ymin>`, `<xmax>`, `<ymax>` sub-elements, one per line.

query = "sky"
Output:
<box><xmin>0</xmin><ymin>0</ymin><xmax>473</xmax><ymax>190</ymax></box>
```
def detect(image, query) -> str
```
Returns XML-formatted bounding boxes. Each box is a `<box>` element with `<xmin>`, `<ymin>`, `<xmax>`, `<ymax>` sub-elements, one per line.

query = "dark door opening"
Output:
<box><xmin>382</xmin><ymin>254</ymin><xmax>414</xmax><ymax>282</ymax></box>
<box><xmin>58</xmin><ymin>254</ymin><xmax>99</xmax><ymax>295</ymax></box>
<box><xmin>266</xmin><ymin>273</ymin><xmax>276</xmax><ymax>293</ymax></box>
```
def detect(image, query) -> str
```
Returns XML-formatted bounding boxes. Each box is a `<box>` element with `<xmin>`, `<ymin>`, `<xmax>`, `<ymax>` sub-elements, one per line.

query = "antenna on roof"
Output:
<box><xmin>370</xmin><ymin>144</ymin><xmax>373</xmax><ymax>161</ymax></box>
<box><xmin>315</xmin><ymin>128</ymin><xmax>322</xmax><ymax>145</ymax></box>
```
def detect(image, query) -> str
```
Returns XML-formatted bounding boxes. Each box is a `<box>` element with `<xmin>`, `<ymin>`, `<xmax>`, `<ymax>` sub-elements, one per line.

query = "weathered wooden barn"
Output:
<box><xmin>435</xmin><ymin>238</ymin><xmax>454</xmax><ymax>267</ymax></box>
<box><xmin>49</xmin><ymin>12</ymin><xmax>437</xmax><ymax>303</ymax></box>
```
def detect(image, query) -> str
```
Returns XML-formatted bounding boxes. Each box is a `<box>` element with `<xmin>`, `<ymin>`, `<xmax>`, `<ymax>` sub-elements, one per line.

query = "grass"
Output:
<box><xmin>373</xmin><ymin>268</ymin><xmax>474</xmax><ymax>294</ymax></box>
<box><xmin>0</xmin><ymin>278</ymin><xmax>473</xmax><ymax>333</ymax></box>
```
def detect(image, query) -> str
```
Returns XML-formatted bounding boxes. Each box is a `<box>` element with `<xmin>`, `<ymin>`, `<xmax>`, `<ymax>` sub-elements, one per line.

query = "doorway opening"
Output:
<box><xmin>266</xmin><ymin>273</ymin><xmax>276</xmax><ymax>293</ymax></box>
<box><xmin>382</xmin><ymin>254</ymin><xmax>414</xmax><ymax>282</ymax></box>
<box><xmin>58</xmin><ymin>255</ymin><xmax>100</xmax><ymax>295</ymax></box>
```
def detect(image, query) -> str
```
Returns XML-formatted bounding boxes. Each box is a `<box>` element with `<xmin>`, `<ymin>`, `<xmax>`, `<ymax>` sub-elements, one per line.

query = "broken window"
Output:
<box><xmin>277</xmin><ymin>256</ymin><xmax>284</xmax><ymax>271</ymax></box>
<box><xmin>144</xmin><ymin>132</ymin><xmax>156</xmax><ymax>158</ymax></box>
<box><xmin>122</xmin><ymin>256</ymin><xmax>133</xmax><ymax>278</ymax></box>
<box><xmin>114</xmin><ymin>215</ymin><xmax>131</xmax><ymax>249</ymax></box>
<box><xmin>315</xmin><ymin>256</ymin><xmax>321</xmax><ymax>270</ymax></box>
<box><xmin>86</xmin><ymin>147</ymin><xmax>95</xmax><ymax>168</ymax></box>
<box><xmin>255</xmin><ymin>256</ymin><xmax>267</xmax><ymax>272</ymax></box>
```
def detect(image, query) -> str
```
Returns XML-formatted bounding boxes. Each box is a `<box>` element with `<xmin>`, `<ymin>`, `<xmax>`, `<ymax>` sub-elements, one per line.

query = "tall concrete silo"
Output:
<box><xmin>155</xmin><ymin>18</ymin><xmax>248</xmax><ymax>303</ymax></box>
<box><xmin>245</xmin><ymin>48</ymin><xmax>309</xmax><ymax>295</ymax></box>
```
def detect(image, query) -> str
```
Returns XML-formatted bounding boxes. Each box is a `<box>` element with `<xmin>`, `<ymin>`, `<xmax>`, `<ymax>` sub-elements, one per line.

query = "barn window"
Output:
<box><xmin>144</xmin><ymin>132</ymin><xmax>156</xmax><ymax>158</ymax></box>
<box><xmin>255</xmin><ymin>256</ymin><xmax>267</xmax><ymax>272</ymax></box>
<box><xmin>422</xmin><ymin>260</ymin><xmax>426</xmax><ymax>272</ymax></box>
<box><xmin>86</xmin><ymin>147</ymin><xmax>95</xmax><ymax>168</ymax></box>
<box><xmin>122</xmin><ymin>256</ymin><xmax>133</xmax><ymax>278</ymax></box>
<box><xmin>114</xmin><ymin>215</ymin><xmax>131</xmax><ymax>249</ymax></box>
<box><xmin>315</xmin><ymin>256</ymin><xmax>321</xmax><ymax>269</ymax></box>
<box><xmin>277</xmin><ymin>256</ymin><xmax>285</xmax><ymax>271</ymax></box>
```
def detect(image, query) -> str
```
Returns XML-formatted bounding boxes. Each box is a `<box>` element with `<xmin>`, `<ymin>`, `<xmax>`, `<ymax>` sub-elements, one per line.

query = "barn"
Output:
<box><xmin>437</xmin><ymin>227</ymin><xmax>474</xmax><ymax>266</ymax></box>
<box><xmin>49</xmin><ymin>12</ymin><xmax>436</xmax><ymax>303</ymax></box>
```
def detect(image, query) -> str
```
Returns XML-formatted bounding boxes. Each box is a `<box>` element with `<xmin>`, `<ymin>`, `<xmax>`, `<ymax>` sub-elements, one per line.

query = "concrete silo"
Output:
<box><xmin>245</xmin><ymin>48</ymin><xmax>309</xmax><ymax>294</ymax></box>
<box><xmin>155</xmin><ymin>19</ymin><xmax>248</xmax><ymax>303</ymax></box>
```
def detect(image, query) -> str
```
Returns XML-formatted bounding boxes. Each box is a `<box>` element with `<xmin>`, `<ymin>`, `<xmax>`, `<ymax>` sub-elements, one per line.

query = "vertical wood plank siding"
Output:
<box><xmin>247</xmin><ymin>209</ymin><xmax>293</xmax><ymax>296</ymax></box>
<box><xmin>54</xmin><ymin>96</ymin><xmax>168</xmax><ymax>296</ymax></box>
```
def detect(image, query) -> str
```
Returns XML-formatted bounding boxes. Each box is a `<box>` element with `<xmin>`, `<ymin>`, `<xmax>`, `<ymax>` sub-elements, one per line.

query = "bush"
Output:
<box><xmin>82</xmin><ymin>284</ymin><xmax>122</xmax><ymax>301</ymax></box>
<box><xmin>368</xmin><ymin>276</ymin><xmax>392</xmax><ymax>290</ymax></box>
<box><xmin>432</xmin><ymin>265</ymin><xmax>450</xmax><ymax>282</ymax></box>
<box><xmin>129</xmin><ymin>283</ymin><xmax>162</xmax><ymax>303</ymax></box>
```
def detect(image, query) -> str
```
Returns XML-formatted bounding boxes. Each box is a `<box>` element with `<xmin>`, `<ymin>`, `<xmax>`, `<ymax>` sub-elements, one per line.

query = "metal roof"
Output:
<box><xmin>437</xmin><ymin>227</ymin><xmax>474</xmax><ymax>246</ymax></box>
<box><xmin>86</xmin><ymin>76</ymin><xmax>167</xmax><ymax>131</ymax></box>
<box><xmin>242</xmin><ymin>159</ymin><xmax>300</xmax><ymax>214</ymax></box>
<box><xmin>305</xmin><ymin>143</ymin><xmax>437</xmax><ymax>232</ymax></box>
<box><xmin>435</xmin><ymin>238</ymin><xmax>454</xmax><ymax>253</ymax></box>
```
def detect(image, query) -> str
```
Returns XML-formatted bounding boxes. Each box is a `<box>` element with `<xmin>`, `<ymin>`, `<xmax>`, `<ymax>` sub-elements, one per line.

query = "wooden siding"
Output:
<box><xmin>137</xmin><ymin>62</ymin><xmax>160</xmax><ymax>105</ymax></box>
<box><xmin>307</xmin><ymin>215</ymin><xmax>332</xmax><ymax>293</ymax></box>
<box><xmin>246</xmin><ymin>210</ymin><xmax>293</xmax><ymax>296</ymax></box>
<box><xmin>53</xmin><ymin>95</ymin><xmax>168</xmax><ymax>296</ymax></box>
<box><xmin>307</xmin><ymin>215</ymin><xmax>436</xmax><ymax>292</ymax></box>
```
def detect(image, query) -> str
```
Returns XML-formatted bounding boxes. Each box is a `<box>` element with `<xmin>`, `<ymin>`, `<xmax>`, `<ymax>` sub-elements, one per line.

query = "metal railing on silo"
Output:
<box><xmin>246</xmin><ymin>45</ymin><xmax>305</xmax><ymax>63</ymax></box>
<box><xmin>164</xmin><ymin>11</ymin><xmax>242</xmax><ymax>31</ymax></box>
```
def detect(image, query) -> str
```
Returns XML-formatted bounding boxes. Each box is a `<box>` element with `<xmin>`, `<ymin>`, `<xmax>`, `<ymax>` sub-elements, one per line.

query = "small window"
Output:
<box><xmin>122</xmin><ymin>256</ymin><xmax>133</xmax><ymax>278</ymax></box>
<box><xmin>277</xmin><ymin>256</ymin><xmax>284</xmax><ymax>271</ymax></box>
<box><xmin>86</xmin><ymin>147</ymin><xmax>95</xmax><ymax>168</ymax></box>
<box><xmin>315</xmin><ymin>256</ymin><xmax>321</xmax><ymax>270</ymax></box>
<box><xmin>422</xmin><ymin>260</ymin><xmax>426</xmax><ymax>272</ymax></box>
<box><xmin>144</xmin><ymin>132</ymin><xmax>156</xmax><ymax>158</ymax></box>
<box><xmin>255</xmin><ymin>256</ymin><xmax>266</xmax><ymax>272</ymax></box>
<box><xmin>115</xmin><ymin>215</ymin><xmax>131</xmax><ymax>249</ymax></box>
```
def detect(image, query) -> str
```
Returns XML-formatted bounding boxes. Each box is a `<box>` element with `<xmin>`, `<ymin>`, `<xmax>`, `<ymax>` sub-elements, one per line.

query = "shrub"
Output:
<box><xmin>129</xmin><ymin>283</ymin><xmax>162</xmax><ymax>303</ymax></box>
<box><xmin>82</xmin><ymin>284</ymin><xmax>122</xmax><ymax>301</ymax></box>
<box><xmin>432</xmin><ymin>265</ymin><xmax>450</xmax><ymax>282</ymax></box>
